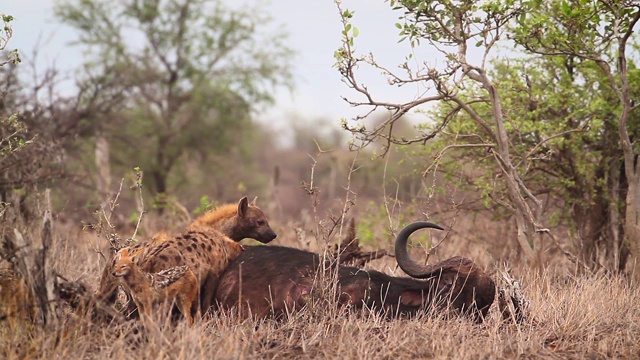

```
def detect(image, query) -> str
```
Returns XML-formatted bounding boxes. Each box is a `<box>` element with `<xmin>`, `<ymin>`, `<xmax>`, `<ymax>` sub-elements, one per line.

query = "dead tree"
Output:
<box><xmin>2</xmin><ymin>189</ymin><xmax>57</xmax><ymax>326</ymax></box>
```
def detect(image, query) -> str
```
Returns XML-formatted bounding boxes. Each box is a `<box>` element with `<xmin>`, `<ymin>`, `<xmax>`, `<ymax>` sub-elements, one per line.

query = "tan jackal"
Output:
<box><xmin>112</xmin><ymin>248</ymin><xmax>199</xmax><ymax>325</ymax></box>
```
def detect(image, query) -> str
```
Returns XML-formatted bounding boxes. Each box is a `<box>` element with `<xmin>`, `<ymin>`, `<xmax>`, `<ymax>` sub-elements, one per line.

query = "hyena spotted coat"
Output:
<box><xmin>96</xmin><ymin>196</ymin><xmax>277</xmax><ymax>314</ymax></box>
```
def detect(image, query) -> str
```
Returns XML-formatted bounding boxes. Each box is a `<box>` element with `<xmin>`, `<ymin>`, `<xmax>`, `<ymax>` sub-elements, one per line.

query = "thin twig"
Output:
<box><xmin>128</xmin><ymin>168</ymin><xmax>145</xmax><ymax>244</ymax></box>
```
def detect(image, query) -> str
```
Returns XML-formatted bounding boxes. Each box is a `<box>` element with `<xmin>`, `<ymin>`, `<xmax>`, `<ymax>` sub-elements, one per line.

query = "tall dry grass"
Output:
<box><xmin>2</xmin><ymin>209</ymin><xmax>640</xmax><ymax>359</ymax></box>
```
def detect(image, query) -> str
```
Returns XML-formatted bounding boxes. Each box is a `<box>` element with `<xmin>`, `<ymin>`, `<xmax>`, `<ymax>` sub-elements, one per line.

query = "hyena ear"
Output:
<box><xmin>238</xmin><ymin>196</ymin><xmax>249</xmax><ymax>218</ymax></box>
<box><xmin>250</xmin><ymin>196</ymin><xmax>258</xmax><ymax>206</ymax></box>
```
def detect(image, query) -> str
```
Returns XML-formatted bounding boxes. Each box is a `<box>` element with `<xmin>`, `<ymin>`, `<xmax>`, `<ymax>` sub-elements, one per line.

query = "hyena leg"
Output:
<box><xmin>200</xmin><ymin>275</ymin><xmax>220</xmax><ymax>316</ymax></box>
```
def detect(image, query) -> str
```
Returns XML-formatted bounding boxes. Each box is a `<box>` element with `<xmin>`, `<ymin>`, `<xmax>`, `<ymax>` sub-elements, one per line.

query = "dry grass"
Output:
<box><xmin>2</xmin><ymin>215</ymin><xmax>640</xmax><ymax>360</ymax></box>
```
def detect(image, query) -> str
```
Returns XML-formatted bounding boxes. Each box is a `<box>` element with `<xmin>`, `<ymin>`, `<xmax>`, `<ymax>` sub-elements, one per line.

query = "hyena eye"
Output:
<box><xmin>257</xmin><ymin>220</ymin><xmax>265</xmax><ymax>226</ymax></box>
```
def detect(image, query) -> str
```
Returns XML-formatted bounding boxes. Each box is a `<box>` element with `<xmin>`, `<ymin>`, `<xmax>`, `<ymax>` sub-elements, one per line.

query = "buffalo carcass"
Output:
<box><xmin>214</xmin><ymin>222</ymin><xmax>495</xmax><ymax>322</ymax></box>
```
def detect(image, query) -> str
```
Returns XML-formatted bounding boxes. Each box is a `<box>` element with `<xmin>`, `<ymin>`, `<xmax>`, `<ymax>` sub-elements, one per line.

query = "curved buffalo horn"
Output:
<box><xmin>394</xmin><ymin>221</ymin><xmax>445</xmax><ymax>278</ymax></box>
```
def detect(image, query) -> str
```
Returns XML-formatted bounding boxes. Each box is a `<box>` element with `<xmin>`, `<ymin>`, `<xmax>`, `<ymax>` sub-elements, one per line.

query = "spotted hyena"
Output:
<box><xmin>97</xmin><ymin>196</ymin><xmax>277</xmax><ymax>310</ymax></box>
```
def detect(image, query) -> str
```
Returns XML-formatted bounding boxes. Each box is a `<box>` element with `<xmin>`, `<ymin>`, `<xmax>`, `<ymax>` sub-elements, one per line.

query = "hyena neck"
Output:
<box><xmin>216</xmin><ymin>219</ymin><xmax>243</xmax><ymax>241</ymax></box>
<box><xmin>186</xmin><ymin>204</ymin><xmax>241</xmax><ymax>240</ymax></box>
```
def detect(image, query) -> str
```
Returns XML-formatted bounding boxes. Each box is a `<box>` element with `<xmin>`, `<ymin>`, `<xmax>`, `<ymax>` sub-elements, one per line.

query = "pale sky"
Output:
<box><xmin>3</xmin><ymin>1</ymin><xmax>428</xmax><ymax>143</ymax></box>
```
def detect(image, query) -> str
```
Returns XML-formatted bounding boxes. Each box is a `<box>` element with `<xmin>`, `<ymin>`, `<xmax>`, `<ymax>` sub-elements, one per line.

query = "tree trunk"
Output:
<box><xmin>151</xmin><ymin>167</ymin><xmax>167</xmax><ymax>215</ymax></box>
<box><xmin>151</xmin><ymin>134</ymin><xmax>172</xmax><ymax>214</ymax></box>
<box><xmin>95</xmin><ymin>134</ymin><xmax>111</xmax><ymax>208</ymax></box>
<box><xmin>486</xmin><ymin>83</ymin><xmax>539</xmax><ymax>263</ymax></box>
<box><xmin>609</xmin><ymin>159</ymin><xmax>629</xmax><ymax>272</ymax></box>
<box><xmin>625</xmin><ymin>164</ymin><xmax>640</xmax><ymax>280</ymax></box>
<box><xmin>614</xmin><ymin>26</ymin><xmax>640</xmax><ymax>280</ymax></box>
<box><xmin>9</xmin><ymin>189</ymin><xmax>57</xmax><ymax>327</ymax></box>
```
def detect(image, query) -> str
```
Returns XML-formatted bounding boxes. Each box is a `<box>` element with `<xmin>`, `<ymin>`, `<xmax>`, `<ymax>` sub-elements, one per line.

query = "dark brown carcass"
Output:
<box><xmin>214</xmin><ymin>222</ymin><xmax>495</xmax><ymax>322</ymax></box>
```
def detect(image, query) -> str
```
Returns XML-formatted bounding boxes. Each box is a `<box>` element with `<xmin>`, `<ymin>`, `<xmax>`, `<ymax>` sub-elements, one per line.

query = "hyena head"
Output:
<box><xmin>236</xmin><ymin>196</ymin><xmax>277</xmax><ymax>244</ymax></box>
<box><xmin>112</xmin><ymin>248</ymin><xmax>134</xmax><ymax>277</ymax></box>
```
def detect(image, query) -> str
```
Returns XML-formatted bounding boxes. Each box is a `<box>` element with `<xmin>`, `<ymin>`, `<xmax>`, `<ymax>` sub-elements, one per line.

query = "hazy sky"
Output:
<box><xmin>4</xmin><ymin>1</ymin><xmax>421</xmax><ymax>140</ymax></box>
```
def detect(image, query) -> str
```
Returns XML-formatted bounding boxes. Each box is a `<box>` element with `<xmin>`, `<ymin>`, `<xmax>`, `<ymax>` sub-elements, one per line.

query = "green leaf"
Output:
<box><xmin>560</xmin><ymin>1</ymin><xmax>571</xmax><ymax>16</ymax></box>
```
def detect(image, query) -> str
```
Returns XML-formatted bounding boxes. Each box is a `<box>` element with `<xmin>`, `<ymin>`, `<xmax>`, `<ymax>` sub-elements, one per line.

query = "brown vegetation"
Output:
<box><xmin>0</xmin><ymin>261</ymin><xmax>35</xmax><ymax>329</ymax></box>
<box><xmin>2</xmin><ymin>209</ymin><xmax>640</xmax><ymax>359</ymax></box>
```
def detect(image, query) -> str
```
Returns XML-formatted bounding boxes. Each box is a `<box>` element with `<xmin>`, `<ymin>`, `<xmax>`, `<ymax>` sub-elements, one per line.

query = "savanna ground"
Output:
<box><xmin>2</xmin><ymin>190</ymin><xmax>640</xmax><ymax>360</ymax></box>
